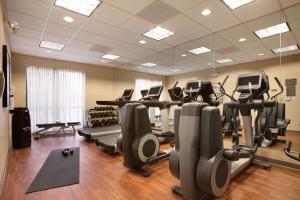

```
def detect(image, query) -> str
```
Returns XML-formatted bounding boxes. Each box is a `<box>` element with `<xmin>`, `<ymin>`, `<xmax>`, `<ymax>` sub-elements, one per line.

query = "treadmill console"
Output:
<box><xmin>121</xmin><ymin>89</ymin><xmax>134</xmax><ymax>101</ymax></box>
<box><xmin>185</xmin><ymin>80</ymin><xmax>201</xmax><ymax>94</ymax></box>
<box><xmin>143</xmin><ymin>85</ymin><xmax>163</xmax><ymax>100</ymax></box>
<box><xmin>236</xmin><ymin>73</ymin><xmax>262</xmax><ymax>92</ymax></box>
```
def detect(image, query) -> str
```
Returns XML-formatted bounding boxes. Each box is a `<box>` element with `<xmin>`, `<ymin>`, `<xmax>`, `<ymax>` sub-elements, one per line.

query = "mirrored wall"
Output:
<box><xmin>113</xmin><ymin>4</ymin><xmax>300</xmax><ymax>168</ymax></box>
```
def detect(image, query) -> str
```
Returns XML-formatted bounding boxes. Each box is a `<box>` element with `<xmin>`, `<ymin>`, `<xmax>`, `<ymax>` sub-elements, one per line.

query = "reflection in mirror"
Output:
<box><xmin>114</xmin><ymin>2</ymin><xmax>300</xmax><ymax>168</ymax></box>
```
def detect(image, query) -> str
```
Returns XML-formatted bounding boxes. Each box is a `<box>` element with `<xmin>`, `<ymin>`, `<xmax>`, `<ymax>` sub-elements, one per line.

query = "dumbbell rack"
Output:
<box><xmin>87</xmin><ymin>106</ymin><xmax>119</xmax><ymax>128</ymax></box>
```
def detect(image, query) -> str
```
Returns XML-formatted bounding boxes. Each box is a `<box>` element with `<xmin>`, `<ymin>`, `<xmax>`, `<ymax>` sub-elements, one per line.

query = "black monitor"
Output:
<box><xmin>147</xmin><ymin>85</ymin><xmax>163</xmax><ymax>97</ymax></box>
<box><xmin>122</xmin><ymin>89</ymin><xmax>134</xmax><ymax>98</ymax></box>
<box><xmin>185</xmin><ymin>80</ymin><xmax>201</xmax><ymax>94</ymax></box>
<box><xmin>236</xmin><ymin>73</ymin><xmax>262</xmax><ymax>92</ymax></box>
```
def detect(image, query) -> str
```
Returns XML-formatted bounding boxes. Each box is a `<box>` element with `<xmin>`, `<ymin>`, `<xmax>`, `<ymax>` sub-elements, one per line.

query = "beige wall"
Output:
<box><xmin>167</xmin><ymin>54</ymin><xmax>300</xmax><ymax>131</ymax></box>
<box><xmin>11</xmin><ymin>53</ymin><xmax>167</xmax><ymax>109</ymax></box>
<box><xmin>0</xmin><ymin>1</ymin><xmax>10</xmax><ymax>193</ymax></box>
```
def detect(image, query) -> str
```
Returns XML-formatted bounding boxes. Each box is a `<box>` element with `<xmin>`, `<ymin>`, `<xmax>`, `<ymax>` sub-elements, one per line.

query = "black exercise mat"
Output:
<box><xmin>26</xmin><ymin>147</ymin><xmax>80</xmax><ymax>193</ymax></box>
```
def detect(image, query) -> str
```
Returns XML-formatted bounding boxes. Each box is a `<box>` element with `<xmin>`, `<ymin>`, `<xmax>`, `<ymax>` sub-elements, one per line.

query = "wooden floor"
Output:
<box><xmin>1</xmin><ymin>135</ymin><xmax>300</xmax><ymax>200</ymax></box>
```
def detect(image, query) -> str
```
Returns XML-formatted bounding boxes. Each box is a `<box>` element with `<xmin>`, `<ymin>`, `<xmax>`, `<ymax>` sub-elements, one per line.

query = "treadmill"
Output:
<box><xmin>78</xmin><ymin>89</ymin><xmax>134</xmax><ymax>141</ymax></box>
<box><xmin>95</xmin><ymin>85</ymin><xmax>176</xmax><ymax>155</ymax></box>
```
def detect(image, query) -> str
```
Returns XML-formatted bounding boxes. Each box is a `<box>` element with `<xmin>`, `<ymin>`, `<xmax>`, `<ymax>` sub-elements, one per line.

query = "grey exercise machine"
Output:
<box><xmin>95</xmin><ymin>85</ymin><xmax>177</xmax><ymax>155</ymax></box>
<box><xmin>116</xmin><ymin>102</ymin><xmax>175</xmax><ymax>177</ymax></box>
<box><xmin>169</xmin><ymin>72</ymin><xmax>272</xmax><ymax>199</ymax></box>
<box><xmin>284</xmin><ymin>141</ymin><xmax>300</xmax><ymax>161</ymax></box>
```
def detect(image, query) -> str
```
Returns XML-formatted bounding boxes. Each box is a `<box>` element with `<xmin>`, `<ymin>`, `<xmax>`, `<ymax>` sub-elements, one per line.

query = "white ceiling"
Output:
<box><xmin>4</xmin><ymin>0</ymin><xmax>300</xmax><ymax>76</ymax></box>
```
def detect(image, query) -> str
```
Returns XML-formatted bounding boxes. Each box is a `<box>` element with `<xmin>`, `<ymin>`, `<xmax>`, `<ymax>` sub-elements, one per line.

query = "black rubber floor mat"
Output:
<box><xmin>26</xmin><ymin>147</ymin><xmax>80</xmax><ymax>193</ymax></box>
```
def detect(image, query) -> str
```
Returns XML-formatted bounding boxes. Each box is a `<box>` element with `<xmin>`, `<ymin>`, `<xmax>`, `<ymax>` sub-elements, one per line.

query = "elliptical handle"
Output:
<box><xmin>271</xmin><ymin>77</ymin><xmax>284</xmax><ymax>100</ymax></box>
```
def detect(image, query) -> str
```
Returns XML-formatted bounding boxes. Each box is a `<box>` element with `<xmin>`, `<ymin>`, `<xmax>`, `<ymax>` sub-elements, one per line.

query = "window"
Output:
<box><xmin>26</xmin><ymin>66</ymin><xmax>85</xmax><ymax>132</ymax></box>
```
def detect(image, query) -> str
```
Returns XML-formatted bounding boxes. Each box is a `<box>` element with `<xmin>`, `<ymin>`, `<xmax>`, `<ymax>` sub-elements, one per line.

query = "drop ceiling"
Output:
<box><xmin>4</xmin><ymin>0</ymin><xmax>300</xmax><ymax>76</ymax></box>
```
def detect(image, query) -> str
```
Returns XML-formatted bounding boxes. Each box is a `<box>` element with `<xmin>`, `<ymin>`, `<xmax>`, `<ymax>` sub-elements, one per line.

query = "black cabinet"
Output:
<box><xmin>10</xmin><ymin>107</ymin><xmax>31</xmax><ymax>148</ymax></box>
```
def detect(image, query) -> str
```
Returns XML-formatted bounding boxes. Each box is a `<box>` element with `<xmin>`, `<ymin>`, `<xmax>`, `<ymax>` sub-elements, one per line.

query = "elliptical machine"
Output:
<box><xmin>169</xmin><ymin>72</ymin><xmax>271</xmax><ymax>199</ymax></box>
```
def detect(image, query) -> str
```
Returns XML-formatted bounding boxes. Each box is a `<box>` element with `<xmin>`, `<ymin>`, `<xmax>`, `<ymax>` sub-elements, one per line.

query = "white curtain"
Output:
<box><xmin>135</xmin><ymin>79</ymin><xmax>163</xmax><ymax>116</ymax></box>
<box><xmin>26</xmin><ymin>66</ymin><xmax>85</xmax><ymax>132</ymax></box>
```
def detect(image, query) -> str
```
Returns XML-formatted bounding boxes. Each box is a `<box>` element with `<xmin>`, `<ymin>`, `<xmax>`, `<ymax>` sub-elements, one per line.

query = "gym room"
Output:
<box><xmin>0</xmin><ymin>0</ymin><xmax>299</xmax><ymax>199</ymax></box>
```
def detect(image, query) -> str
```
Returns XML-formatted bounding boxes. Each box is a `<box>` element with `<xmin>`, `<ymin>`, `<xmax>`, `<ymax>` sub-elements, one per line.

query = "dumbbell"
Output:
<box><xmin>62</xmin><ymin>148</ymin><xmax>74</xmax><ymax>157</ymax></box>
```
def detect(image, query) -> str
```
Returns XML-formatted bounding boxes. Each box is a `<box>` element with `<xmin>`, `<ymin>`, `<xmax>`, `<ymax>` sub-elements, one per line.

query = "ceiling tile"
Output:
<box><xmin>102</xmin><ymin>0</ymin><xmax>154</xmax><ymax>15</ymax></box>
<box><xmin>75</xmin><ymin>31</ymin><xmax>115</xmax><ymax>46</ymax></box>
<box><xmin>177</xmin><ymin>25</ymin><xmax>211</xmax><ymax>40</ymax></box>
<box><xmin>284</xmin><ymin>4</ymin><xmax>300</xmax><ymax>21</ymax></box>
<box><xmin>163</xmin><ymin>14</ymin><xmax>198</xmax><ymax>33</ymax></box>
<box><xmin>42</xmin><ymin>32</ymin><xmax>69</xmax><ymax>44</ymax></box>
<box><xmin>161</xmin><ymin>0</ymin><xmax>203</xmax><ymax>12</ymax></box>
<box><xmin>91</xmin><ymin>2</ymin><xmax>132</xmax><ymax>26</ymax></box>
<box><xmin>279</xmin><ymin>0</ymin><xmax>300</xmax><ymax>8</ymax></box>
<box><xmin>8</xmin><ymin>10</ymin><xmax>45</xmax><ymax>31</ymax></box>
<box><xmin>245</xmin><ymin>11</ymin><xmax>286</xmax><ymax>31</ymax></box>
<box><xmin>11</xmin><ymin>27</ymin><xmax>42</xmax><ymax>40</ymax></box>
<box><xmin>63</xmin><ymin>47</ymin><xmax>101</xmax><ymax>57</ymax></box>
<box><xmin>44</xmin><ymin>22</ymin><xmax>77</xmax><ymax>37</ymax></box>
<box><xmin>49</xmin><ymin>6</ymin><xmax>88</xmax><ymax>28</ymax></box>
<box><xmin>185</xmin><ymin>0</ymin><xmax>232</xmax><ymax>24</ymax></box>
<box><xmin>121</xmin><ymin>16</ymin><xmax>154</xmax><ymax>34</ymax></box>
<box><xmin>163</xmin><ymin>34</ymin><xmax>189</xmax><ymax>46</ymax></box>
<box><xmin>232</xmin><ymin>0</ymin><xmax>281</xmax><ymax>22</ymax></box>
<box><xmin>7</xmin><ymin>0</ymin><xmax>51</xmax><ymax>20</ymax></box>
<box><xmin>200</xmin><ymin>12</ymin><xmax>240</xmax><ymax>32</ymax></box>
<box><xmin>9</xmin><ymin>35</ymin><xmax>40</xmax><ymax>46</ymax></box>
<box><xmin>137</xmin><ymin>0</ymin><xmax>180</xmax><ymax>24</ymax></box>
<box><xmin>68</xmin><ymin>39</ymin><xmax>93</xmax><ymax>50</ymax></box>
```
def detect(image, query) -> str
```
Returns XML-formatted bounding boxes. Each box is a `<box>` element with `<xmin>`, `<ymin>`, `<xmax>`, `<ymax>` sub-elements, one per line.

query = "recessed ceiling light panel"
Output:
<box><xmin>102</xmin><ymin>54</ymin><xmax>119</xmax><ymax>60</ymax></box>
<box><xmin>55</xmin><ymin>0</ymin><xmax>101</xmax><ymax>16</ymax></box>
<box><xmin>254</xmin><ymin>23</ymin><xmax>290</xmax><ymax>39</ymax></box>
<box><xmin>188</xmin><ymin>47</ymin><xmax>211</xmax><ymax>55</ymax></box>
<box><xmin>143</xmin><ymin>26</ymin><xmax>174</xmax><ymax>41</ymax></box>
<box><xmin>216</xmin><ymin>58</ymin><xmax>234</xmax><ymax>64</ymax></box>
<box><xmin>141</xmin><ymin>62</ymin><xmax>157</xmax><ymax>67</ymax></box>
<box><xmin>272</xmin><ymin>45</ymin><xmax>299</xmax><ymax>54</ymax></box>
<box><xmin>39</xmin><ymin>40</ymin><xmax>64</xmax><ymax>50</ymax></box>
<box><xmin>222</xmin><ymin>0</ymin><xmax>254</xmax><ymax>10</ymax></box>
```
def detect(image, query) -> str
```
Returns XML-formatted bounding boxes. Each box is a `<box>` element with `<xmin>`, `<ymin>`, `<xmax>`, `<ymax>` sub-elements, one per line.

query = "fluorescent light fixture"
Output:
<box><xmin>272</xmin><ymin>44</ymin><xmax>299</xmax><ymax>54</ymax></box>
<box><xmin>216</xmin><ymin>58</ymin><xmax>234</xmax><ymax>64</ymax></box>
<box><xmin>238</xmin><ymin>37</ymin><xmax>246</xmax><ymax>42</ymax></box>
<box><xmin>63</xmin><ymin>16</ymin><xmax>74</xmax><ymax>23</ymax></box>
<box><xmin>141</xmin><ymin>62</ymin><xmax>157</xmax><ymax>67</ymax></box>
<box><xmin>222</xmin><ymin>0</ymin><xmax>254</xmax><ymax>10</ymax></box>
<box><xmin>39</xmin><ymin>40</ymin><xmax>64</xmax><ymax>50</ymax></box>
<box><xmin>143</xmin><ymin>26</ymin><xmax>174</xmax><ymax>41</ymax></box>
<box><xmin>201</xmin><ymin>9</ymin><xmax>211</xmax><ymax>16</ymax></box>
<box><xmin>139</xmin><ymin>40</ymin><xmax>146</xmax><ymax>44</ymax></box>
<box><xmin>254</xmin><ymin>23</ymin><xmax>290</xmax><ymax>39</ymax></box>
<box><xmin>170</xmin><ymin>69</ymin><xmax>181</xmax><ymax>72</ymax></box>
<box><xmin>102</xmin><ymin>54</ymin><xmax>119</xmax><ymax>60</ymax></box>
<box><xmin>258</xmin><ymin>53</ymin><xmax>264</xmax><ymax>56</ymax></box>
<box><xmin>55</xmin><ymin>0</ymin><xmax>101</xmax><ymax>17</ymax></box>
<box><xmin>188</xmin><ymin>47</ymin><xmax>211</xmax><ymax>55</ymax></box>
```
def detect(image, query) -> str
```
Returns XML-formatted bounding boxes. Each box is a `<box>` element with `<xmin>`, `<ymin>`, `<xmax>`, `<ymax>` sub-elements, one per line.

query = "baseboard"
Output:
<box><xmin>0</xmin><ymin>150</ymin><xmax>9</xmax><ymax>197</ymax></box>
<box><xmin>288</xmin><ymin>130</ymin><xmax>300</xmax><ymax>134</ymax></box>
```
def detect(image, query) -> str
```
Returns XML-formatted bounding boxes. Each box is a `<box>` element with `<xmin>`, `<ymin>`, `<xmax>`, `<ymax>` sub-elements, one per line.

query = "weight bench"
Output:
<box><xmin>33</xmin><ymin>122</ymin><xmax>81</xmax><ymax>139</ymax></box>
